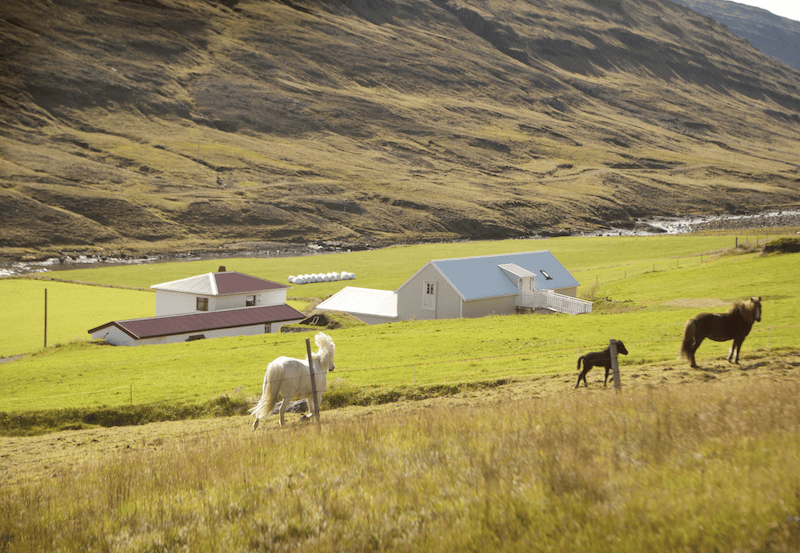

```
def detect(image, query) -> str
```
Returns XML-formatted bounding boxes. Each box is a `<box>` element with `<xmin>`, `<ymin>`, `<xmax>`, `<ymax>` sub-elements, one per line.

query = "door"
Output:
<box><xmin>423</xmin><ymin>281</ymin><xmax>436</xmax><ymax>310</ymax></box>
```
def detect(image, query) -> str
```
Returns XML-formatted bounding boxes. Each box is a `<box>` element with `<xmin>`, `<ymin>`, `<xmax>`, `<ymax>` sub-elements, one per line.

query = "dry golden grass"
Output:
<box><xmin>2</xmin><ymin>350</ymin><xmax>799</xmax><ymax>551</ymax></box>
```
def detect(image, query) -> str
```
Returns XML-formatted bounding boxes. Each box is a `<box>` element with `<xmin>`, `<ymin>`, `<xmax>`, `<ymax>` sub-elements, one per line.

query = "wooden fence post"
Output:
<box><xmin>609</xmin><ymin>339</ymin><xmax>621</xmax><ymax>392</ymax></box>
<box><xmin>44</xmin><ymin>288</ymin><xmax>48</xmax><ymax>349</ymax></box>
<box><xmin>306</xmin><ymin>338</ymin><xmax>320</xmax><ymax>421</ymax></box>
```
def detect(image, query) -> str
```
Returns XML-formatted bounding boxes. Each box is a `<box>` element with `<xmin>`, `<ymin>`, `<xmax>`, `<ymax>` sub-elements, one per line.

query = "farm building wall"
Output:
<box><xmin>90</xmin><ymin>325</ymin><xmax>137</xmax><ymax>346</ymax></box>
<box><xmin>349</xmin><ymin>313</ymin><xmax>399</xmax><ymax>325</ymax></box>
<box><xmin>155</xmin><ymin>290</ymin><xmax>198</xmax><ymax>316</ymax></box>
<box><xmin>556</xmin><ymin>286</ymin><xmax>578</xmax><ymax>297</ymax></box>
<box><xmin>90</xmin><ymin>321</ymin><xmax>291</xmax><ymax>346</ymax></box>
<box><xmin>133</xmin><ymin>323</ymin><xmax>271</xmax><ymax>345</ymax></box>
<box><xmin>396</xmin><ymin>264</ymin><xmax>462</xmax><ymax>321</ymax></box>
<box><xmin>155</xmin><ymin>289</ymin><xmax>288</xmax><ymax>316</ymax></box>
<box><xmin>461</xmin><ymin>295</ymin><xmax>517</xmax><ymax>318</ymax></box>
<box><xmin>214</xmin><ymin>289</ymin><xmax>287</xmax><ymax>311</ymax></box>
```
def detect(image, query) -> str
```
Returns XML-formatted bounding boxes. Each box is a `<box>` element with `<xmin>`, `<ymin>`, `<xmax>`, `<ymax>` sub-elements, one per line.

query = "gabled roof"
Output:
<box><xmin>88</xmin><ymin>304</ymin><xmax>304</xmax><ymax>340</ymax></box>
<box><xmin>404</xmin><ymin>250</ymin><xmax>579</xmax><ymax>301</ymax></box>
<box><xmin>317</xmin><ymin>286</ymin><xmax>398</xmax><ymax>319</ymax></box>
<box><xmin>151</xmin><ymin>271</ymin><xmax>289</xmax><ymax>295</ymax></box>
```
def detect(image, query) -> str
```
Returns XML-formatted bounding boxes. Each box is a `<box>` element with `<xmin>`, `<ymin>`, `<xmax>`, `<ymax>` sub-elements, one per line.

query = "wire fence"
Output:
<box><xmin>3</xmin><ymin>324</ymin><xmax>797</xmax><ymax>411</ymax></box>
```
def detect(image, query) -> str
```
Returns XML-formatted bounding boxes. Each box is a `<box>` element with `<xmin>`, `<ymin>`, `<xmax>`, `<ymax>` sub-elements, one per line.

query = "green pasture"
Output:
<box><xmin>26</xmin><ymin>232</ymin><xmax>760</xmax><ymax>293</ymax></box>
<box><xmin>0</xmin><ymin>279</ymin><xmax>153</xmax><ymax>358</ymax></box>
<box><xmin>1</xmin><ymin>232</ymin><xmax>798</xmax><ymax>414</ymax></box>
<box><xmin>0</xmin><ymin>232</ymin><xmax>777</xmax><ymax>359</ymax></box>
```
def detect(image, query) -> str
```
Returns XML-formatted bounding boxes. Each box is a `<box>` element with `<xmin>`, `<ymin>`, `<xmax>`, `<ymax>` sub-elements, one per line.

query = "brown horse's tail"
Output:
<box><xmin>576</xmin><ymin>355</ymin><xmax>585</xmax><ymax>370</ymax></box>
<box><xmin>679</xmin><ymin>319</ymin><xmax>696</xmax><ymax>360</ymax></box>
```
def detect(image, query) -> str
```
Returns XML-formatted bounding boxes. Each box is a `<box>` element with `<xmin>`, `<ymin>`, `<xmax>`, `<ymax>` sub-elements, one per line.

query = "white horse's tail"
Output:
<box><xmin>249</xmin><ymin>363</ymin><xmax>284</xmax><ymax>420</ymax></box>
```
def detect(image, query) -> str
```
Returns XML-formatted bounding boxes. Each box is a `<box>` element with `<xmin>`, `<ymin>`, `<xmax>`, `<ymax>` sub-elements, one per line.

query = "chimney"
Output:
<box><xmin>218</xmin><ymin>266</ymin><xmax>227</xmax><ymax>273</ymax></box>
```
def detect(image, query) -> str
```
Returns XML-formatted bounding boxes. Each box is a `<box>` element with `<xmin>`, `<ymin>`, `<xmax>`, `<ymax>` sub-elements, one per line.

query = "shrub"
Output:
<box><xmin>762</xmin><ymin>237</ymin><xmax>800</xmax><ymax>254</ymax></box>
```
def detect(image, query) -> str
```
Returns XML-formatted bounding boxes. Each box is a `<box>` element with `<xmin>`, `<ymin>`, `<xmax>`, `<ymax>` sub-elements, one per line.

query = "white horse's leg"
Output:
<box><xmin>278</xmin><ymin>395</ymin><xmax>289</xmax><ymax>426</ymax></box>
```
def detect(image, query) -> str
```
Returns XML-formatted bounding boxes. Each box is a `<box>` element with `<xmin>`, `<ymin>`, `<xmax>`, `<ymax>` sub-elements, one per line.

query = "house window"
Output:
<box><xmin>197</xmin><ymin>297</ymin><xmax>209</xmax><ymax>311</ymax></box>
<box><xmin>246</xmin><ymin>295</ymin><xmax>256</xmax><ymax>307</ymax></box>
<box><xmin>540</xmin><ymin>270</ymin><xmax>553</xmax><ymax>280</ymax></box>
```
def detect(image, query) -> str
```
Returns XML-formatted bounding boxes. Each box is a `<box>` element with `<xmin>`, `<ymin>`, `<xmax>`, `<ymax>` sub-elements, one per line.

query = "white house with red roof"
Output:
<box><xmin>88</xmin><ymin>267</ymin><xmax>304</xmax><ymax>346</ymax></box>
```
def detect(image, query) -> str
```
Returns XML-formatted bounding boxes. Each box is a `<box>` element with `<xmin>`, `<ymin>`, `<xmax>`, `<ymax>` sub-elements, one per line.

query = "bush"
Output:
<box><xmin>762</xmin><ymin>237</ymin><xmax>800</xmax><ymax>254</ymax></box>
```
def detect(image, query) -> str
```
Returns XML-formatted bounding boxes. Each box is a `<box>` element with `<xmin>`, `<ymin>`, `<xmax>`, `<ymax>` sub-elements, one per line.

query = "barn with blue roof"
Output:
<box><xmin>317</xmin><ymin>251</ymin><xmax>591</xmax><ymax>324</ymax></box>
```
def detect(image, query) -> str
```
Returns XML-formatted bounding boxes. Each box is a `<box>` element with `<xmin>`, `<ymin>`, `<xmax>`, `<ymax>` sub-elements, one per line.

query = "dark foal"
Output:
<box><xmin>575</xmin><ymin>341</ymin><xmax>629</xmax><ymax>388</ymax></box>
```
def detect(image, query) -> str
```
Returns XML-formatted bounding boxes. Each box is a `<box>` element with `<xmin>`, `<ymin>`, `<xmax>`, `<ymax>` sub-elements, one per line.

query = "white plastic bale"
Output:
<box><xmin>288</xmin><ymin>276</ymin><xmax>296</xmax><ymax>283</ymax></box>
<box><xmin>295</xmin><ymin>276</ymin><xmax>305</xmax><ymax>284</ymax></box>
<box><xmin>332</xmin><ymin>272</ymin><xmax>340</xmax><ymax>281</ymax></box>
<box><xmin>322</xmin><ymin>274</ymin><xmax>331</xmax><ymax>282</ymax></box>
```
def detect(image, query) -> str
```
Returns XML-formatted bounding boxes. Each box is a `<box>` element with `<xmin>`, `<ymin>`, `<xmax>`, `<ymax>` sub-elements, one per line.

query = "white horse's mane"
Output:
<box><xmin>314</xmin><ymin>332</ymin><xmax>335</xmax><ymax>370</ymax></box>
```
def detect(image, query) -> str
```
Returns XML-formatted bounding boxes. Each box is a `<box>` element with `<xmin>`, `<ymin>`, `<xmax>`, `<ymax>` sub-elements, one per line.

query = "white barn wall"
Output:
<box><xmin>556</xmin><ymin>286</ymin><xmax>578</xmax><ymax>298</ymax></box>
<box><xmin>215</xmin><ymin>289</ymin><xmax>287</xmax><ymax>310</ymax></box>
<box><xmin>349</xmin><ymin>313</ymin><xmax>398</xmax><ymax>325</ymax></box>
<box><xmin>462</xmin><ymin>295</ymin><xmax>517</xmax><ymax>318</ymax></box>
<box><xmin>91</xmin><ymin>321</ymin><xmax>298</xmax><ymax>347</ymax></box>
<box><xmin>397</xmin><ymin>264</ymin><xmax>462</xmax><ymax>321</ymax></box>
<box><xmin>155</xmin><ymin>289</ymin><xmax>289</xmax><ymax>316</ymax></box>
<box><xmin>155</xmin><ymin>290</ymin><xmax>197</xmax><ymax>316</ymax></box>
<box><xmin>90</xmin><ymin>326</ymin><xmax>136</xmax><ymax>346</ymax></box>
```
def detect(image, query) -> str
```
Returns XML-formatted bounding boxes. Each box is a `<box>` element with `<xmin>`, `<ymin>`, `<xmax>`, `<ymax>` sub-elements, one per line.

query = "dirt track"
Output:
<box><xmin>2</xmin><ymin>348</ymin><xmax>798</xmax><ymax>486</ymax></box>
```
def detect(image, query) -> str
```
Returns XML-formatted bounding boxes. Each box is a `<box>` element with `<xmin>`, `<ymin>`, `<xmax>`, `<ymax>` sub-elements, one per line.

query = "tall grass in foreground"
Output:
<box><xmin>3</xmin><ymin>379</ymin><xmax>799</xmax><ymax>552</ymax></box>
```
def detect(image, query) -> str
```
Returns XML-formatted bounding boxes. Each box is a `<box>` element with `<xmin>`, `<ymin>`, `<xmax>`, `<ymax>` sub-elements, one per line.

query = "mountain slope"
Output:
<box><xmin>2</xmin><ymin>0</ymin><xmax>800</xmax><ymax>259</ymax></box>
<box><xmin>670</xmin><ymin>0</ymin><xmax>800</xmax><ymax>71</ymax></box>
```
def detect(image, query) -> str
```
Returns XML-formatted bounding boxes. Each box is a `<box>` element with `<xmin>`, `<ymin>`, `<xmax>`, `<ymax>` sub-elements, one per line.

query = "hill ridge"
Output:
<box><xmin>1</xmin><ymin>0</ymin><xmax>799</xmax><ymax>259</ymax></box>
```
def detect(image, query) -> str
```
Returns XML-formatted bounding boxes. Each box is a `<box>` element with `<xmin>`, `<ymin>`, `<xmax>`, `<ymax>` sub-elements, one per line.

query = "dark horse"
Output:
<box><xmin>680</xmin><ymin>297</ymin><xmax>762</xmax><ymax>368</ymax></box>
<box><xmin>576</xmin><ymin>341</ymin><xmax>629</xmax><ymax>388</ymax></box>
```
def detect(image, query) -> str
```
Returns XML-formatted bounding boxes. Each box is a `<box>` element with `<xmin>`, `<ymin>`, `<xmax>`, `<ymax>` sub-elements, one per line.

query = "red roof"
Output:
<box><xmin>150</xmin><ymin>271</ymin><xmax>289</xmax><ymax>295</ymax></box>
<box><xmin>214</xmin><ymin>272</ymin><xmax>288</xmax><ymax>294</ymax></box>
<box><xmin>88</xmin><ymin>304</ymin><xmax>304</xmax><ymax>340</ymax></box>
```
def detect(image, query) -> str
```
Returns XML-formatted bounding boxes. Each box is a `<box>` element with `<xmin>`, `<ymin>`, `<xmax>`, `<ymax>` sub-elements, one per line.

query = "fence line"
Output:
<box><xmin>5</xmin><ymin>325</ymin><xmax>797</xmax><ymax>408</ymax></box>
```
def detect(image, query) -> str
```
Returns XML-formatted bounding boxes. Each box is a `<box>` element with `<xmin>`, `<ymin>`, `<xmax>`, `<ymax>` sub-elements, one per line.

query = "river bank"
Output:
<box><xmin>2</xmin><ymin>210</ymin><xmax>798</xmax><ymax>277</ymax></box>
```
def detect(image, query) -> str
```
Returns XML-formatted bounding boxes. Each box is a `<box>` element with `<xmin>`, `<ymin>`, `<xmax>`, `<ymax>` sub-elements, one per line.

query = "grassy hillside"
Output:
<box><xmin>2</xmin><ymin>233</ymin><xmax>797</xmax><ymax>421</ymax></box>
<box><xmin>2</xmin><ymin>234</ymin><xmax>799</xmax><ymax>551</ymax></box>
<box><xmin>2</xmin><ymin>0</ymin><xmax>800</xmax><ymax>259</ymax></box>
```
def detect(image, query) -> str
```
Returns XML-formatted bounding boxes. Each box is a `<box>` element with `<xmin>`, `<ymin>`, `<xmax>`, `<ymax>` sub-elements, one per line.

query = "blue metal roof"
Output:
<box><xmin>431</xmin><ymin>251</ymin><xmax>579</xmax><ymax>301</ymax></box>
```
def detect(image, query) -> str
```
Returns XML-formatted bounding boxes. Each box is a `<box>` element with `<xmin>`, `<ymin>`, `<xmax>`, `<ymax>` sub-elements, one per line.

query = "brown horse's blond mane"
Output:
<box><xmin>729</xmin><ymin>298</ymin><xmax>760</xmax><ymax>324</ymax></box>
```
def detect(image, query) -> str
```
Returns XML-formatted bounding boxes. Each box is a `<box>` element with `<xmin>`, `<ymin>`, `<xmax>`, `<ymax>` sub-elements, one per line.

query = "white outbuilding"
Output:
<box><xmin>317</xmin><ymin>250</ymin><xmax>591</xmax><ymax>324</ymax></box>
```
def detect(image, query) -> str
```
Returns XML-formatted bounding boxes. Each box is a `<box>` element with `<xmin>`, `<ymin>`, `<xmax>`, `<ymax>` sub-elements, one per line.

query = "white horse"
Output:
<box><xmin>250</xmin><ymin>332</ymin><xmax>336</xmax><ymax>429</ymax></box>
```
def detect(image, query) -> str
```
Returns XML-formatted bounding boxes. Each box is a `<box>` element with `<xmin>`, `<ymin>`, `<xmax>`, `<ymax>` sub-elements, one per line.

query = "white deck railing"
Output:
<box><xmin>517</xmin><ymin>290</ymin><xmax>593</xmax><ymax>315</ymax></box>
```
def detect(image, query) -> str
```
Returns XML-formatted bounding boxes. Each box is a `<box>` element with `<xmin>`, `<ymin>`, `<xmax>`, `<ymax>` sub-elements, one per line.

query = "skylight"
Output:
<box><xmin>540</xmin><ymin>270</ymin><xmax>553</xmax><ymax>280</ymax></box>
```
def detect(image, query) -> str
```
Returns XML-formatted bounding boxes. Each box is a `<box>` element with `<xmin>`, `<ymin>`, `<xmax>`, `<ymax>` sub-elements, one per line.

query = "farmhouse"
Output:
<box><xmin>88</xmin><ymin>268</ymin><xmax>304</xmax><ymax>346</ymax></box>
<box><xmin>317</xmin><ymin>251</ymin><xmax>591</xmax><ymax>324</ymax></box>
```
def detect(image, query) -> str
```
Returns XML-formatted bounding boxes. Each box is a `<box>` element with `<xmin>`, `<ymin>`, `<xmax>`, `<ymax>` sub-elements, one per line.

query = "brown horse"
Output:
<box><xmin>680</xmin><ymin>297</ymin><xmax>762</xmax><ymax>368</ymax></box>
